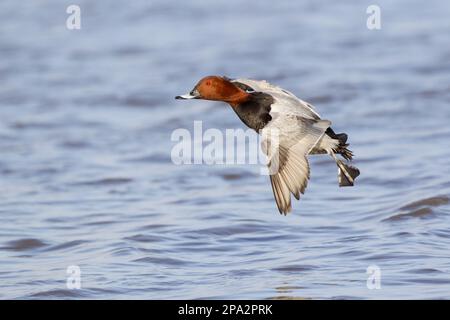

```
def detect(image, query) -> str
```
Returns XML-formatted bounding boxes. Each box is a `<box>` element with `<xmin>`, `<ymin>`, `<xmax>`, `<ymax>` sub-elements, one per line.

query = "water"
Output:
<box><xmin>1</xmin><ymin>0</ymin><xmax>450</xmax><ymax>299</ymax></box>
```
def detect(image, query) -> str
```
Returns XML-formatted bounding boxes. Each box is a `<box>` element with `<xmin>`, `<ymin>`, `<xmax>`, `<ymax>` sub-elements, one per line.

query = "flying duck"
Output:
<box><xmin>176</xmin><ymin>76</ymin><xmax>360</xmax><ymax>215</ymax></box>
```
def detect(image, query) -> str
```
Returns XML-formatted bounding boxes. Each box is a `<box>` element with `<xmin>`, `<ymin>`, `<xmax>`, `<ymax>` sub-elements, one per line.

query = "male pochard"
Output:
<box><xmin>176</xmin><ymin>76</ymin><xmax>360</xmax><ymax>215</ymax></box>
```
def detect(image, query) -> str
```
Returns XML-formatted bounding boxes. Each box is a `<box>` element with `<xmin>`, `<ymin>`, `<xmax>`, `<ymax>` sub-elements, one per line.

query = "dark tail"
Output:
<box><xmin>326</xmin><ymin>128</ymin><xmax>353</xmax><ymax>161</ymax></box>
<box><xmin>326</xmin><ymin>127</ymin><xmax>360</xmax><ymax>186</ymax></box>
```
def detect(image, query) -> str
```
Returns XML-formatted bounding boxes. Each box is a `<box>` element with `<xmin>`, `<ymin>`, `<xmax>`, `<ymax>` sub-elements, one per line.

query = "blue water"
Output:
<box><xmin>1</xmin><ymin>0</ymin><xmax>450</xmax><ymax>299</ymax></box>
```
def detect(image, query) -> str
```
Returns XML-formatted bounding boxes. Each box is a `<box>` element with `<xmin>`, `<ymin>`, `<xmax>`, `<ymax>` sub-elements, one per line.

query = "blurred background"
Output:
<box><xmin>0</xmin><ymin>0</ymin><xmax>449</xmax><ymax>299</ymax></box>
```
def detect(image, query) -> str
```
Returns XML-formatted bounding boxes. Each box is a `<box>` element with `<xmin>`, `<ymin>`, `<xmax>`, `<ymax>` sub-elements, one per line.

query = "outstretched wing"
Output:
<box><xmin>262</xmin><ymin>116</ymin><xmax>331</xmax><ymax>214</ymax></box>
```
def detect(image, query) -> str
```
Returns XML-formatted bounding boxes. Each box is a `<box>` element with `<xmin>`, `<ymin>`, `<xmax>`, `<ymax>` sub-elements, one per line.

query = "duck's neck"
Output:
<box><xmin>227</xmin><ymin>91</ymin><xmax>251</xmax><ymax>108</ymax></box>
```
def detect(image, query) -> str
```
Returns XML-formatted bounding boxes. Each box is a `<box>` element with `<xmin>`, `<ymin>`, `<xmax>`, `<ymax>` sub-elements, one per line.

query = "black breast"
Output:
<box><xmin>233</xmin><ymin>91</ymin><xmax>274</xmax><ymax>132</ymax></box>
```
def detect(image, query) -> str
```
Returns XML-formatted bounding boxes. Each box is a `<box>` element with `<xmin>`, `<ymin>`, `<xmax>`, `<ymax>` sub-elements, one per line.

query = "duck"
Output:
<box><xmin>176</xmin><ymin>76</ymin><xmax>360</xmax><ymax>215</ymax></box>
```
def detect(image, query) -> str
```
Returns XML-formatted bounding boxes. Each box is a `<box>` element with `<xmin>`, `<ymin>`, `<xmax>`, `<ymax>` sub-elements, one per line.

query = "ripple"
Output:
<box><xmin>72</xmin><ymin>177</ymin><xmax>133</xmax><ymax>186</ymax></box>
<box><xmin>1</xmin><ymin>238</ymin><xmax>47</xmax><ymax>251</ymax></box>
<box><xmin>26</xmin><ymin>287</ymin><xmax>120</xmax><ymax>299</ymax></box>
<box><xmin>27</xmin><ymin>289</ymin><xmax>85</xmax><ymax>299</ymax></box>
<box><xmin>124</xmin><ymin>153</ymin><xmax>171</xmax><ymax>163</ymax></box>
<box><xmin>82</xmin><ymin>220</ymin><xmax>118</xmax><ymax>226</ymax></box>
<box><xmin>124</xmin><ymin>234</ymin><xmax>167</xmax><ymax>243</ymax></box>
<box><xmin>275</xmin><ymin>285</ymin><xmax>304</xmax><ymax>293</ymax></box>
<box><xmin>60</xmin><ymin>140</ymin><xmax>91</xmax><ymax>149</ymax></box>
<box><xmin>400</xmin><ymin>196</ymin><xmax>449</xmax><ymax>210</ymax></box>
<box><xmin>43</xmin><ymin>240</ymin><xmax>89</xmax><ymax>252</ymax></box>
<box><xmin>136</xmin><ymin>224</ymin><xmax>173</xmax><ymax>231</ymax></box>
<box><xmin>268</xmin><ymin>295</ymin><xmax>310</xmax><ymax>300</ymax></box>
<box><xmin>272</xmin><ymin>265</ymin><xmax>315</xmax><ymax>273</ymax></box>
<box><xmin>111</xmin><ymin>46</ymin><xmax>148</xmax><ymax>56</ymax></box>
<box><xmin>108</xmin><ymin>246</ymin><xmax>140</xmax><ymax>257</ymax></box>
<box><xmin>124</xmin><ymin>95</ymin><xmax>163</xmax><ymax>108</ymax></box>
<box><xmin>409</xmin><ymin>268</ymin><xmax>446</xmax><ymax>274</ymax></box>
<box><xmin>132</xmin><ymin>256</ymin><xmax>189</xmax><ymax>266</ymax></box>
<box><xmin>196</xmin><ymin>224</ymin><xmax>270</xmax><ymax>236</ymax></box>
<box><xmin>216</xmin><ymin>170</ymin><xmax>255</xmax><ymax>181</ymax></box>
<box><xmin>383</xmin><ymin>195</ymin><xmax>449</xmax><ymax>222</ymax></box>
<box><xmin>383</xmin><ymin>208</ymin><xmax>434</xmax><ymax>222</ymax></box>
<box><xmin>10</xmin><ymin>121</ymin><xmax>58</xmax><ymax>130</ymax></box>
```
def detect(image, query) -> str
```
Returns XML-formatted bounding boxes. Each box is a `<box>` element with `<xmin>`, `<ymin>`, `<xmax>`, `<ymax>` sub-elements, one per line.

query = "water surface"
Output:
<box><xmin>1</xmin><ymin>0</ymin><xmax>450</xmax><ymax>299</ymax></box>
